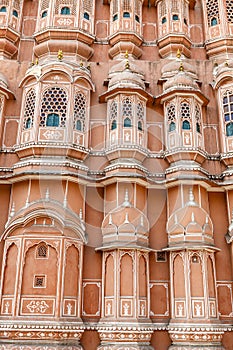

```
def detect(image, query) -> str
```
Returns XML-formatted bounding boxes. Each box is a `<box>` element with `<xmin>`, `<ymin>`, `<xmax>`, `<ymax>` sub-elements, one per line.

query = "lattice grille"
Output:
<box><xmin>123</xmin><ymin>0</ymin><xmax>131</xmax><ymax>12</ymax></box>
<box><xmin>34</xmin><ymin>275</ymin><xmax>46</xmax><ymax>287</ymax></box>
<box><xmin>112</xmin><ymin>0</ymin><xmax>118</xmax><ymax>14</ymax></box>
<box><xmin>226</xmin><ymin>0</ymin><xmax>233</xmax><ymax>23</ymax></box>
<box><xmin>135</xmin><ymin>0</ymin><xmax>140</xmax><ymax>15</ymax></box>
<box><xmin>160</xmin><ymin>0</ymin><xmax>167</xmax><ymax>17</ymax></box>
<box><xmin>40</xmin><ymin>87</ymin><xmax>67</xmax><ymax>127</ymax></box>
<box><xmin>37</xmin><ymin>244</ymin><xmax>48</xmax><ymax>258</ymax></box>
<box><xmin>41</xmin><ymin>0</ymin><xmax>49</xmax><ymax>11</ymax></box>
<box><xmin>110</xmin><ymin>101</ymin><xmax>118</xmax><ymax>120</ymax></box>
<box><xmin>13</xmin><ymin>0</ymin><xmax>20</xmax><ymax>10</ymax></box>
<box><xmin>55</xmin><ymin>0</ymin><xmax>77</xmax><ymax>15</ymax></box>
<box><xmin>167</xmin><ymin>103</ymin><xmax>176</xmax><ymax>121</ymax></box>
<box><xmin>122</xmin><ymin>98</ymin><xmax>132</xmax><ymax>116</ymax></box>
<box><xmin>180</xmin><ymin>101</ymin><xmax>191</xmax><ymax>119</ymax></box>
<box><xmin>206</xmin><ymin>0</ymin><xmax>220</xmax><ymax>26</ymax></box>
<box><xmin>171</xmin><ymin>0</ymin><xmax>179</xmax><ymax>12</ymax></box>
<box><xmin>136</xmin><ymin>102</ymin><xmax>144</xmax><ymax>120</ymax></box>
<box><xmin>73</xmin><ymin>92</ymin><xmax>86</xmax><ymax>131</ymax></box>
<box><xmin>195</xmin><ymin>104</ymin><xmax>201</xmax><ymax>133</ymax></box>
<box><xmin>23</xmin><ymin>89</ymin><xmax>36</xmax><ymax>130</ymax></box>
<box><xmin>83</xmin><ymin>0</ymin><xmax>93</xmax><ymax>13</ymax></box>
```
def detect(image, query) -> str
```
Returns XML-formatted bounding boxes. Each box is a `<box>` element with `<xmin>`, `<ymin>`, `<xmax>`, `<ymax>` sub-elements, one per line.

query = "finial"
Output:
<box><xmin>176</xmin><ymin>49</ymin><xmax>181</xmax><ymax>59</ymax></box>
<box><xmin>80</xmin><ymin>60</ymin><xmax>84</xmax><ymax>67</ymax></box>
<box><xmin>191</xmin><ymin>212</ymin><xmax>195</xmax><ymax>222</ymax></box>
<box><xmin>45</xmin><ymin>188</ymin><xmax>50</xmax><ymax>200</ymax></box>
<box><xmin>87</xmin><ymin>64</ymin><xmax>91</xmax><ymax>71</ymax></box>
<box><xmin>187</xmin><ymin>188</ymin><xmax>197</xmax><ymax>206</ymax></box>
<box><xmin>35</xmin><ymin>58</ymin><xmax>39</xmax><ymax>65</ymax></box>
<box><xmin>214</xmin><ymin>60</ymin><xmax>218</xmax><ymax>67</ymax></box>
<box><xmin>179</xmin><ymin>62</ymin><xmax>184</xmax><ymax>72</ymax></box>
<box><xmin>57</xmin><ymin>49</ymin><xmax>63</xmax><ymax>61</ymax></box>
<box><xmin>124</xmin><ymin>212</ymin><xmax>129</xmax><ymax>224</ymax></box>
<box><xmin>79</xmin><ymin>208</ymin><xmax>83</xmax><ymax>220</ymax></box>
<box><xmin>123</xmin><ymin>189</ymin><xmax>131</xmax><ymax>207</ymax></box>
<box><xmin>109</xmin><ymin>214</ymin><xmax>113</xmax><ymax>225</ymax></box>
<box><xmin>125</xmin><ymin>59</ymin><xmax>130</xmax><ymax>69</ymax></box>
<box><xmin>125</xmin><ymin>50</ymin><xmax>129</xmax><ymax>59</ymax></box>
<box><xmin>225</xmin><ymin>60</ymin><xmax>229</xmax><ymax>67</ymax></box>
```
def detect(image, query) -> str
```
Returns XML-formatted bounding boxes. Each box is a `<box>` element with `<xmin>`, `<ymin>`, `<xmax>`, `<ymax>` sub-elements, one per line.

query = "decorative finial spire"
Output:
<box><xmin>57</xmin><ymin>49</ymin><xmax>63</xmax><ymax>61</ymax></box>
<box><xmin>79</xmin><ymin>208</ymin><xmax>83</xmax><ymax>220</ymax></box>
<box><xmin>179</xmin><ymin>62</ymin><xmax>184</xmax><ymax>72</ymax></box>
<box><xmin>109</xmin><ymin>214</ymin><xmax>113</xmax><ymax>225</ymax></box>
<box><xmin>176</xmin><ymin>49</ymin><xmax>181</xmax><ymax>59</ymax></box>
<box><xmin>225</xmin><ymin>60</ymin><xmax>229</xmax><ymax>67</ymax></box>
<box><xmin>125</xmin><ymin>59</ymin><xmax>130</xmax><ymax>70</ymax></box>
<box><xmin>186</xmin><ymin>188</ymin><xmax>197</xmax><ymax>206</ymax></box>
<box><xmin>45</xmin><ymin>188</ymin><xmax>50</xmax><ymax>200</ymax></box>
<box><xmin>124</xmin><ymin>212</ymin><xmax>129</xmax><ymax>224</ymax></box>
<box><xmin>80</xmin><ymin>60</ymin><xmax>84</xmax><ymax>67</ymax></box>
<box><xmin>125</xmin><ymin>50</ymin><xmax>129</xmax><ymax>59</ymax></box>
<box><xmin>35</xmin><ymin>58</ymin><xmax>39</xmax><ymax>65</ymax></box>
<box><xmin>123</xmin><ymin>189</ymin><xmax>131</xmax><ymax>207</ymax></box>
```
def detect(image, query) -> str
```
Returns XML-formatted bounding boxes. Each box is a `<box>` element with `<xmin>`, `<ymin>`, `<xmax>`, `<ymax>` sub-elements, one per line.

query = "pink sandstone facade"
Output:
<box><xmin>0</xmin><ymin>0</ymin><xmax>233</xmax><ymax>349</ymax></box>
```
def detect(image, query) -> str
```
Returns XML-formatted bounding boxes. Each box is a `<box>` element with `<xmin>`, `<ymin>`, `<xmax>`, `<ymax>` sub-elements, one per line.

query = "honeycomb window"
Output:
<box><xmin>34</xmin><ymin>275</ymin><xmax>46</xmax><ymax>288</ymax></box>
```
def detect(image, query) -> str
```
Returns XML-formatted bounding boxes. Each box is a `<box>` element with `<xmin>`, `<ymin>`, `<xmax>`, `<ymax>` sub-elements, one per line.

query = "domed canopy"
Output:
<box><xmin>163</xmin><ymin>71</ymin><xmax>199</xmax><ymax>92</ymax></box>
<box><xmin>101</xmin><ymin>191</ymin><xmax>149</xmax><ymax>249</ymax></box>
<box><xmin>161</xmin><ymin>59</ymin><xmax>198</xmax><ymax>79</ymax></box>
<box><xmin>167</xmin><ymin>189</ymin><xmax>214</xmax><ymax>247</ymax></box>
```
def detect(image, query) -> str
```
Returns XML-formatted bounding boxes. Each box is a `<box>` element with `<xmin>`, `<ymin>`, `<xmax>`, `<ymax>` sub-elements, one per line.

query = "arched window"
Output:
<box><xmin>113</xmin><ymin>14</ymin><xmax>118</xmax><ymax>21</ymax></box>
<box><xmin>42</xmin><ymin>10</ymin><xmax>47</xmax><ymax>18</ymax></box>
<box><xmin>23</xmin><ymin>89</ymin><xmax>36</xmax><ymax>130</ymax></box>
<box><xmin>111</xmin><ymin>120</ymin><xmax>117</xmax><ymax>130</ymax></box>
<box><xmin>25</xmin><ymin>118</ymin><xmax>32</xmax><ymax>129</ymax></box>
<box><xmin>123</xmin><ymin>12</ymin><xmax>130</xmax><ymax>18</ymax></box>
<box><xmin>84</xmin><ymin>12</ymin><xmax>89</xmax><ymax>20</ymax></box>
<box><xmin>169</xmin><ymin>121</ymin><xmax>176</xmax><ymax>132</ymax></box>
<box><xmin>40</xmin><ymin>87</ymin><xmax>67</xmax><ymax>127</ymax></box>
<box><xmin>76</xmin><ymin>120</ymin><xmax>82</xmax><ymax>131</ymax></box>
<box><xmin>46</xmin><ymin>113</ymin><xmax>59</xmax><ymax>127</ymax></box>
<box><xmin>138</xmin><ymin>121</ymin><xmax>142</xmax><ymax>131</ymax></box>
<box><xmin>162</xmin><ymin>17</ymin><xmax>167</xmax><ymax>24</ymax></box>
<box><xmin>13</xmin><ymin>9</ymin><xmax>18</xmax><ymax>17</ymax></box>
<box><xmin>135</xmin><ymin>14</ymin><xmax>140</xmax><ymax>22</ymax></box>
<box><xmin>124</xmin><ymin>117</ymin><xmax>131</xmax><ymax>127</ymax></box>
<box><xmin>73</xmin><ymin>91</ymin><xmax>86</xmax><ymax>132</ymax></box>
<box><xmin>195</xmin><ymin>105</ymin><xmax>202</xmax><ymax>134</ymax></box>
<box><xmin>184</xmin><ymin>18</ymin><xmax>187</xmax><ymax>25</ymax></box>
<box><xmin>226</xmin><ymin>122</ymin><xmax>233</xmax><ymax>136</ymax></box>
<box><xmin>223</xmin><ymin>90</ymin><xmax>233</xmax><ymax>137</ymax></box>
<box><xmin>61</xmin><ymin>6</ymin><xmax>70</xmax><ymax>15</ymax></box>
<box><xmin>211</xmin><ymin>17</ymin><xmax>217</xmax><ymax>26</ymax></box>
<box><xmin>36</xmin><ymin>243</ymin><xmax>48</xmax><ymax>258</ymax></box>
<box><xmin>172</xmin><ymin>14</ymin><xmax>179</xmax><ymax>21</ymax></box>
<box><xmin>0</xmin><ymin>6</ymin><xmax>7</xmax><ymax>12</ymax></box>
<box><xmin>182</xmin><ymin>120</ymin><xmax>190</xmax><ymax>130</ymax></box>
<box><xmin>122</xmin><ymin>98</ymin><xmax>132</xmax><ymax>117</ymax></box>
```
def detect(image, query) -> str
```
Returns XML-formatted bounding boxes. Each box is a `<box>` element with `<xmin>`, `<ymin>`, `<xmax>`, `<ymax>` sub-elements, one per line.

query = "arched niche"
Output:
<box><xmin>120</xmin><ymin>253</ymin><xmax>133</xmax><ymax>297</ymax></box>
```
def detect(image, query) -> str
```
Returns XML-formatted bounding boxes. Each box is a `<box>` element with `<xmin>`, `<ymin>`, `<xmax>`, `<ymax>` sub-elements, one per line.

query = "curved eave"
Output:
<box><xmin>156</xmin><ymin>88</ymin><xmax>209</xmax><ymax>106</ymax></box>
<box><xmin>99</xmin><ymin>87</ymin><xmax>154</xmax><ymax>105</ymax></box>
<box><xmin>213</xmin><ymin>70</ymin><xmax>233</xmax><ymax>90</ymax></box>
<box><xmin>0</xmin><ymin>85</ymin><xmax>15</xmax><ymax>100</ymax></box>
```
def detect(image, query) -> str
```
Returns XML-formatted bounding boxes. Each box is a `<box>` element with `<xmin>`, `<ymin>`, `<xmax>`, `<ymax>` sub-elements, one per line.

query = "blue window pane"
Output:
<box><xmin>61</xmin><ymin>7</ymin><xmax>70</xmax><ymax>15</ymax></box>
<box><xmin>0</xmin><ymin>6</ymin><xmax>7</xmax><ymax>13</ymax></box>
<box><xmin>225</xmin><ymin>114</ymin><xmax>230</xmax><ymax>121</ymax></box>
<box><xmin>13</xmin><ymin>10</ymin><xmax>18</xmax><ymax>17</ymax></box>
<box><xmin>113</xmin><ymin>14</ymin><xmax>118</xmax><ymax>21</ymax></box>
<box><xmin>46</xmin><ymin>113</ymin><xmax>59</xmax><ymax>127</ymax></box>
<box><xmin>25</xmin><ymin>118</ymin><xmax>31</xmax><ymax>129</ymax></box>
<box><xmin>138</xmin><ymin>121</ymin><xmax>142</xmax><ymax>131</ymax></box>
<box><xmin>223</xmin><ymin>96</ymin><xmax>228</xmax><ymax>104</ymax></box>
<box><xmin>124</xmin><ymin>117</ymin><xmax>131</xmax><ymax>127</ymax></box>
<box><xmin>123</xmin><ymin>12</ymin><xmax>130</xmax><ymax>18</ymax></box>
<box><xmin>211</xmin><ymin>17</ymin><xmax>217</xmax><ymax>26</ymax></box>
<box><xmin>172</xmin><ymin>14</ymin><xmax>179</xmax><ymax>21</ymax></box>
<box><xmin>182</xmin><ymin>120</ymin><xmax>190</xmax><ymax>130</ymax></box>
<box><xmin>76</xmin><ymin>120</ymin><xmax>82</xmax><ymax>131</ymax></box>
<box><xmin>226</xmin><ymin>123</ymin><xmax>233</xmax><ymax>136</ymax></box>
<box><xmin>84</xmin><ymin>12</ymin><xmax>89</xmax><ymax>20</ymax></box>
<box><xmin>196</xmin><ymin>123</ymin><xmax>201</xmax><ymax>133</ymax></box>
<box><xmin>111</xmin><ymin>120</ymin><xmax>117</xmax><ymax>130</ymax></box>
<box><xmin>231</xmin><ymin>113</ymin><xmax>233</xmax><ymax>120</ymax></box>
<box><xmin>42</xmin><ymin>10</ymin><xmax>47</xmax><ymax>18</ymax></box>
<box><xmin>169</xmin><ymin>122</ymin><xmax>176</xmax><ymax>132</ymax></box>
<box><xmin>162</xmin><ymin>17</ymin><xmax>167</xmax><ymax>24</ymax></box>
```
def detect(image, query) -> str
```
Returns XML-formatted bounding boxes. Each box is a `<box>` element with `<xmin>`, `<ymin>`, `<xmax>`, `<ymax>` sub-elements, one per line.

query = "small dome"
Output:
<box><xmin>107</xmin><ymin>58</ymin><xmax>146</xmax><ymax>91</ymax></box>
<box><xmin>163</xmin><ymin>71</ymin><xmax>199</xmax><ymax>92</ymax></box>
<box><xmin>161</xmin><ymin>59</ymin><xmax>197</xmax><ymax>79</ymax></box>
<box><xmin>101</xmin><ymin>192</ymin><xmax>149</xmax><ymax>248</ymax></box>
<box><xmin>167</xmin><ymin>190</ymin><xmax>213</xmax><ymax>245</ymax></box>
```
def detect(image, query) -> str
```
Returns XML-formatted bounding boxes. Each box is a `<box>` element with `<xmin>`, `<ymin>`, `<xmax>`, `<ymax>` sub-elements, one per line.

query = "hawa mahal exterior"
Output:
<box><xmin>0</xmin><ymin>0</ymin><xmax>233</xmax><ymax>349</ymax></box>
